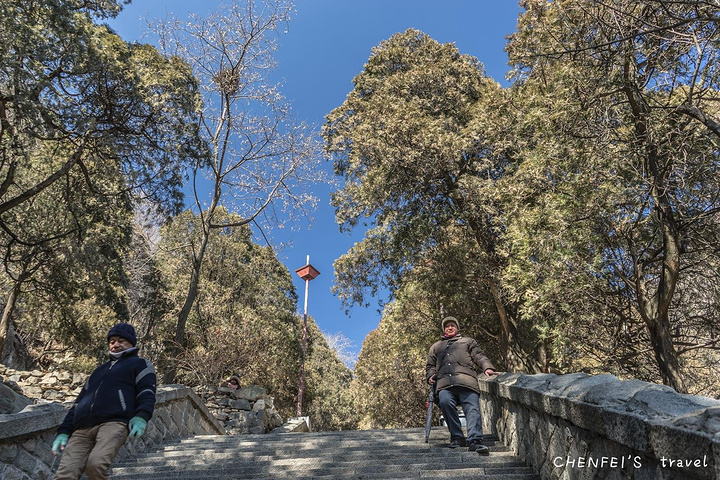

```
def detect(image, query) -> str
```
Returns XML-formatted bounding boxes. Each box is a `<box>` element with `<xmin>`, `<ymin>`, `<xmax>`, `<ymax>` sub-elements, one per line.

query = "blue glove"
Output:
<box><xmin>52</xmin><ymin>433</ymin><xmax>69</xmax><ymax>455</ymax></box>
<box><xmin>128</xmin><ymin>416</ymin><xmax>147</xmax><ymax>438</ymax></box>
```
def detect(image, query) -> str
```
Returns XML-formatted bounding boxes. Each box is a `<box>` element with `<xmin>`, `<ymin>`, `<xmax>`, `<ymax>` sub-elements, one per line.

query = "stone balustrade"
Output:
<box><xmin>478</xmin><ymin>372</ymin><xmax>720</xmax><ymax>480</ymax></box>
<box><xmin>0</xmin><ymin>384</ymin><xmax>225</xmax><ymax>479</ymax></box>
<box><xmin>0</xmin><ymin>365</ymin><xmax>285</xmax><ymax>437</ymax></box>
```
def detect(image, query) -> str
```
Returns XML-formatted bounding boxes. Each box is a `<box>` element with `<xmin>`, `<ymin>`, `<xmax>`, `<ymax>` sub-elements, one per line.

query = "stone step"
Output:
<box><xmin>123</xmin><ymin>448</ymin><xmax>520</xmax><ymax>466</ymax></box>
<box><xmin>139</xmin><ymin>440</ymin><xmax>512</xmax><ymax>456</ymax></box>
<box><xmin>117</xmin><ymin>455</ymin><xmax>526</xmax><ymax>471</ymax></box>
<box><xmin>124</xmin><ymin>437</ymin><xmax>513</xmax><ymax>463</ymax></box>
<box><xmin>171</xmin><ymin>430</ymin><xmax>450</xmax><ymax>444</ymax></box>
<box><xmin>177</xmin><ymin>427</ymin><xmax>478</xmax><ymax>439</ymax></box>
<box><xmin>146</xmin><ymin>429</ymin><xmax>508</xmax><ymax>449</ymax></box>
<box><xmin>112</xmin><ymin>472</ymin><xmax>537</xmax><ymax>480</ymax></box>
<box><xmin>110</xmin><ymin>428</ymin><xmax>539</xmax><ymax>480</ymax></box>
<box><xmin>111</xmin><ymin>464</ymin><xmax>539</xmax><ymax>480</ymax></box>
<box><xmin>111</xmin><ymin>467</ymin><xmax>538</xmax><ymax>480</ymax></box>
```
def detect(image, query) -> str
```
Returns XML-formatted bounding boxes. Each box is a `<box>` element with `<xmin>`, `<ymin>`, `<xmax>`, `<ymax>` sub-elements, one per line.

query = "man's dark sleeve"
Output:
<box><xmin>134</xmin><ymin>359</ymin><xmax>157</xmax><ymax>421</ymax></box>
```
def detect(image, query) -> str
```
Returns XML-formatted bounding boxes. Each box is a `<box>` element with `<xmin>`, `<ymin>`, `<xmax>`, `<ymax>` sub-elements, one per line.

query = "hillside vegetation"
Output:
<box><xmin>2</xmin><ymin>0</ymin><xmax>719</xmax><ymax>434</ymax></box>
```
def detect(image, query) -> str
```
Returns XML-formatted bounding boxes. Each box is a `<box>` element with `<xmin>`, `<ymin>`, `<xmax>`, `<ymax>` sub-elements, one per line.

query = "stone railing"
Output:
<box><xmin>478</xmin><ymin>373</ymin><xmax>720</xmax><ymax>480</ymax></box>
<box><xmin>0</xmin><ymin>385</ymin><xmax>225</xmax><ymax>480</ymax></box>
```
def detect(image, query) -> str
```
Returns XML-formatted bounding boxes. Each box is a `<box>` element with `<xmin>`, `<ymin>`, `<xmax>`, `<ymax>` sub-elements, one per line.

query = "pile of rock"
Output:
<box><xmin>195</xmin><ymin>384</ymin><xmax>284</xmax><ymax>434</ymax></box>
<box><xmin>0</xmin><ymin>365</ymin><xmax>86</xmax><ymax>412</ymax></box>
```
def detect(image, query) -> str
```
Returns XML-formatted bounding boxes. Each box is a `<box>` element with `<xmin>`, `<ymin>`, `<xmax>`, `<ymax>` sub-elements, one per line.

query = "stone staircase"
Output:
<box><xmin>110</xmin><ymin>428</ymin><xmax>540</xmax><ymax>479</ymax></box>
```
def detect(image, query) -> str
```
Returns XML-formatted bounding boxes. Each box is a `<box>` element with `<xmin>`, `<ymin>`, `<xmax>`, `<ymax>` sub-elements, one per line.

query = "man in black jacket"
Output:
<box><xmin>426</xmin><ymin>316</ymin><xmax>498</xmax><ymax>454</ymax></box>
<box><xmin>52</xmin><ymin>323</ymin><xmax>156</xmax><ymax>480</ymax></box>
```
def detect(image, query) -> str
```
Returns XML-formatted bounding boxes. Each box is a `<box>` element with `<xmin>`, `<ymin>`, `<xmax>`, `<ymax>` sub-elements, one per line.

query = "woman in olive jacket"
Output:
<box><xmin>426</xmin><ymin>316</ymin><xmax>498</xmax><ymax>454</ymax></box>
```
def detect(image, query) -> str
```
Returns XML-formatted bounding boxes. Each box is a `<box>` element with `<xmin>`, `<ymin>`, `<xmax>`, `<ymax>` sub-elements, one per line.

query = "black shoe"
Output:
<box><xmin>468</xmin><ymin>442</ymin><xmax>489</xmax><ymax>455</ymax></box>
<box><xmin>449</xmin><ymin>437</ymin><xmax>466</xmax><ymax>448</ymax></box>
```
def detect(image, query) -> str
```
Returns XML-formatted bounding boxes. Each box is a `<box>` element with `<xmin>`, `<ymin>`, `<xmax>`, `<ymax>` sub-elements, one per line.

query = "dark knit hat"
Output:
<box><xmin>107</xmin><ymin>323</ymin><xmax>137</xmax><ymax>347</ymax></box>
<box><xmin>441</xmin><ymin>316</ymin><xmax>460</xmax><ymax>330</ymax></box>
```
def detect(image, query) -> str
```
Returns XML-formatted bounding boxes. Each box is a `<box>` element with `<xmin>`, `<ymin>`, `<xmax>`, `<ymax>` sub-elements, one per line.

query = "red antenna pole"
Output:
<box><xmin>294</xmin><ymin>255</ymin><xmax>320</xmax><ymax>417</ymax></box>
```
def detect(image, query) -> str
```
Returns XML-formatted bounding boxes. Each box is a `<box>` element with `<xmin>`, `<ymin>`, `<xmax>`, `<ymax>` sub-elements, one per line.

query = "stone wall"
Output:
<box><xmin>478</xmin><ymin>373</ymin><xmax>720</xmax><ymax>480</ymax></box>
<box><xmin>194</xmin><ymin>384</ymin><xmax>284</xmax><ymax>434</ymax></box>
<box><xmin>0</xmin><ymin>365</ymin><xmax>86</xmax><ymax>405</ymax></box>
<box><xmin>0</xmin><ymin>385</ymin><xmax>225</xmax><ymax>480</ymax></box>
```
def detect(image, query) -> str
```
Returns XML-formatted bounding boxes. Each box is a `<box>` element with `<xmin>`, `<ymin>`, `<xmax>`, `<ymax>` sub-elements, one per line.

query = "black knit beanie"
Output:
<box><xmin>107</xmin><ymin>323</ymin><xmax>137</xmax><ymax>347</ymax></box>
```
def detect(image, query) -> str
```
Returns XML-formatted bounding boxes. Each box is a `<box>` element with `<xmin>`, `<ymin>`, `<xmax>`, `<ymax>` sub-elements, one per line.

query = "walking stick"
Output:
<box><xmin>424</xmin><ymin>384</ymin><xmax>435</xmax><ymax>443</ymax></box>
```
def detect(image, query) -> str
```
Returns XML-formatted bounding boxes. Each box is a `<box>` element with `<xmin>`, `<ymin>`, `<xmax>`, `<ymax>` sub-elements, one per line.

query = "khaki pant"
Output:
<box><xmin>54</xmin><ymin>422</ymin><xmax>128</xmax><ymax>480</ymax></box>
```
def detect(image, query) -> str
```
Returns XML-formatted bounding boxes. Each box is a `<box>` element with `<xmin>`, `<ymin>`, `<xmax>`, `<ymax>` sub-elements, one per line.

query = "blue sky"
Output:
<box><xmin>109</xmin><ymin>1</ymin><xmax>522</xmax><ymax>362</ymax></box>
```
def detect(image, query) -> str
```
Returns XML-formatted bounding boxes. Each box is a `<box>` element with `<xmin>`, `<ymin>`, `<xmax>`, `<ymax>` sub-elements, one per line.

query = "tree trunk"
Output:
<box><xmin>0</xmin><ymin>266</ymin><xmax>30</xmax><ymax>360</ymax></box>
<box><xmin>488</xmin><ymin>278</ymin><xmax>533</xmax><ymax>373</ymax></box>
<box><xmin>0</xmin><ymin>280</ymin><xmax>21</xmax><ymax>359</ymax></box>
<box><xmin>635</xmin><ymin>207</ymin><xmax>686</xmax><ymax>393</ymax></box>
<box><xmin>645</xmin><ymin>315</ymin><xmax>686</xmax><ymax>392</ymax></box>
<box><xmin>163</xmin><ymin>225</ymin><xmax>212</xmax><ymax>384</ymax></box>
<box><xmin>464</xmin><ymin>210</ymin><xmax>535</xmax><ymax>373</ymax></box>
<box><xmin>625</xmin><ymin>60</ymin><xmax>686</xmax><ymax>393</ymax></box>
